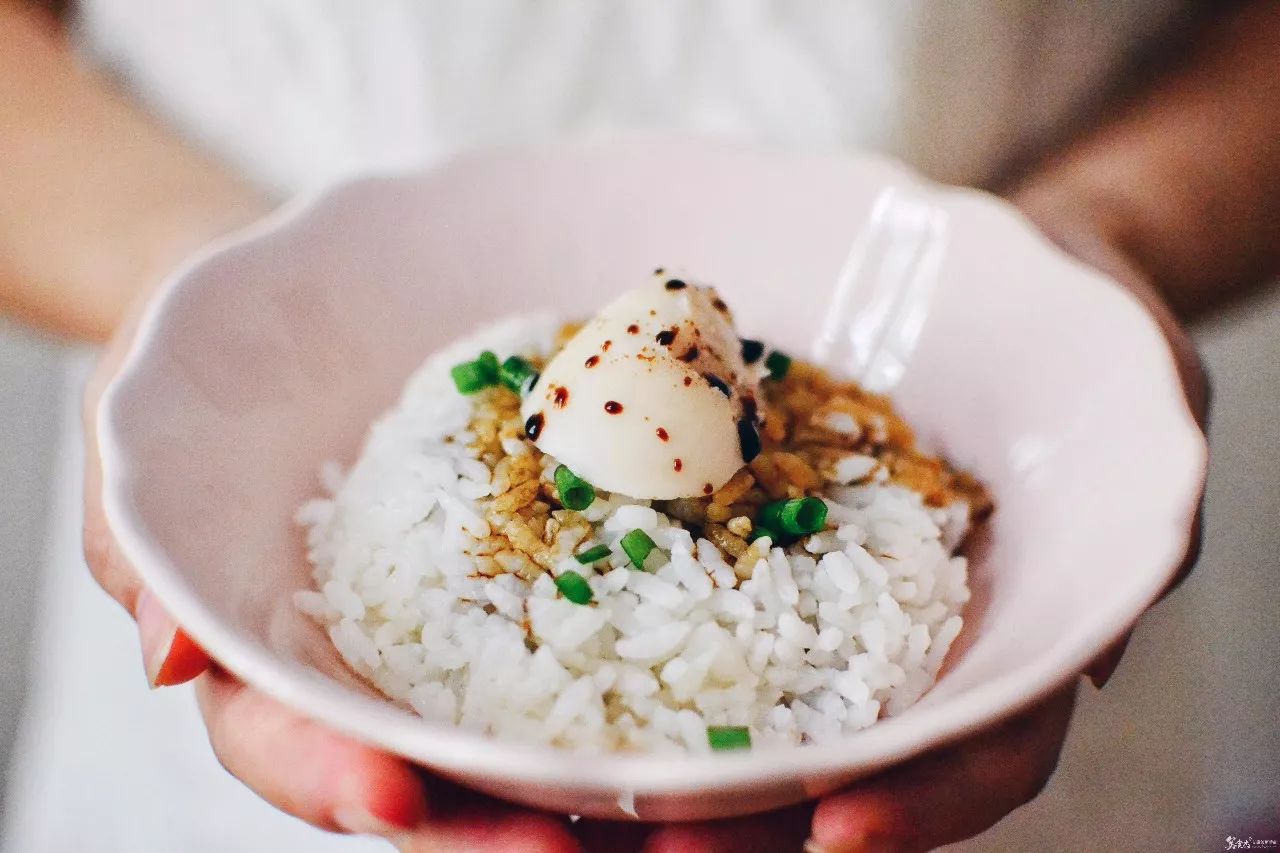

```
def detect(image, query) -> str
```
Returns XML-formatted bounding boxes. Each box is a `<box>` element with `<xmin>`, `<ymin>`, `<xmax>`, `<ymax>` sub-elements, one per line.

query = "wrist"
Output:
<box><xmin>29</xmin><ymin>184</ymin><xmax>272</xmax><ymax>344</ymax></box>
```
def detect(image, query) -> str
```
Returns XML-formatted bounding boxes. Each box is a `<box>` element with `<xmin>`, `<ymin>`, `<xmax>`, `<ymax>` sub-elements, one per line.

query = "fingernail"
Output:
<box><xmin>333</xmin><ymin>805</ymin><xmax>416</xmax><ymax>838</ymax></box>
<box><xmin>136</xmin><ymin>589</ymin><xmax>178</xmax><ymax>688</ymax></box>
<box><xmin>136</xmin><ymin>589</ymin><xmax>208</xmax><ymax>687</ymax></box>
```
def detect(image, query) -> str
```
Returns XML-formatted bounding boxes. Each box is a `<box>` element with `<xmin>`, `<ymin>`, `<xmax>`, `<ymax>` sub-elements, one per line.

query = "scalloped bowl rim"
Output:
<box><xmin>98</xmin><ymin>143</ymin><xmax>1207</xmax><ymax>795</ymax></box>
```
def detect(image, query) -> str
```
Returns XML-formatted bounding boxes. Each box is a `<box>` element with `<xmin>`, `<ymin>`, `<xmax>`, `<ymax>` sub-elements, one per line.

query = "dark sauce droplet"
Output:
<box><xmin>604</xmin><ymin>401</ymin><xmax>624</xmax><ymax>415</ymax></box>
<box><xmin>683</xmin><ymin>376</ymin><xmax>693</xmax><ymax>387</ymax></box>
<box><xmin>602</xmin><ymin>340</ymin><xmax>612</xmax><ymax>351</ymax></box>
<box><xmin>712</xmin><ymin>297</ymin><xmax>728</xmax><ymax>312</ymax></box>
<box><xmin>654</xmin><ymin>267</ymin><xmax>665</xmax><ymax>275</ymax></box>
<box><xmin>737</xmin><ymin>417</ymin><xmax>761</xmax><ymax>463</ymax></box>
<box><xmin>740</xmin><ymin>338</ymin><xmax>765</xmax><ymax>364</ymax></box>
<box><xmin>664</xmin><ymin>279</ymin><xmax>687</xmax><ymax>290</ymax></box>
<box><xmin>584</xmin><ymin>355</ymin><xmax>600</xmax><ymax>368</ymax></box>
<box><xmin>626</xmin><ymin>325</ymin><xmax>640</xmax><ymax>335</ymax></box>
<box><xmin>655</xmin><ymin>328</ymin><xmax>677</xmax><ymax>347</ymax></box>
<box><xmin>741</xmin><ymin>395</ymin><xmax>759</xmax><ymax>422</ymax></box>
<box><xmin>656</xmin><ymin>427</ymin><xmax>669</xmax><ymax>441</ymax></box>
<box><xmin>703</xmin><ymin>483</ymin><xmax>714</xmax><ymax>495</ymax></box>
<box><xmin>705</xmin><ymin>374</ymin><xmax>731</xmax><ymax>397</ymax></box>
<box><xmin>679</xmin><ymin>346</ymin><xmax>700</xmax><ymax>362</ymax></box>
<box><xmin>674</xmin><ymin>458</ymin><xmax>683</xmax><ymax>472</ymax></box>
<box><xmin>524</xmin><ymin>412</ymin><xmax>545</xmax><ymax>441</ymax></box>
<box><xmin>552</xmin><ymin>387</ymin><xmax>569</xmax><ymax>408</ymax></box>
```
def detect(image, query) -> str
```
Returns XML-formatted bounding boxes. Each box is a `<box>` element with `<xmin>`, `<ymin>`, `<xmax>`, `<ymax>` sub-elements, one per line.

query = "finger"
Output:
<box><xmin>571</xmin><ymin>819</ymin><xmax>652</xmax><ymax>853</ymax></box>
<box><xmin>1085</xmin><ymin>631</ymin><xmax>1131</xmax><ymax>689</ymax></box>
<box><xmin>810</xmin><ymin>684</ymin><xmax>1077</xmax><ymax>852</ymax></box>
<box><xmin>637</xmin><ymin>802</ymin><xmax>814</xmax><ymax>853</ymax></box>
<box><xmin>197</xmin><ymin>667</ymin><xmax>428</xmax><ymax>834</ymax></box>
<box><xmin>83</xmin><ymin>421</ymin><xmax>212</xmax><ymax>687</ymax></box>
<box><xmin>197</xmin><ymin>670</ymin><xmax>579</xmax><ymax>850</ymax></box>
<box><xmin>81</xmin><ymin>432</ymin><xmax>142</xmax><ymax>614</ymax></box>
<box><xmin>1080</xmin><ymin>627</ymin><xmax>1131</xmax><ymax>686</ymax></box>
<box><xmin>83</xmin><ymin>433</ymin><xmax>212</xmax><ymax>688</ymax></box>
<box><xmin>392</xmin><ymin>780</ymin><xmax>580</xmax><ymax>853</ymax></box>
<box><xmin>81</xmin><ymin>307</ymin><xmax>154</xmax><ymax>614</ymax></box>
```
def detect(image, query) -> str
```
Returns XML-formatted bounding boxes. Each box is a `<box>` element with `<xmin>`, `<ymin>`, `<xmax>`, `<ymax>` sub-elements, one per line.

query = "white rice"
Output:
<box><xmin>297</xmin><ymin>316</ymin><xmax>971</xmax><ymax>752</ymax></box>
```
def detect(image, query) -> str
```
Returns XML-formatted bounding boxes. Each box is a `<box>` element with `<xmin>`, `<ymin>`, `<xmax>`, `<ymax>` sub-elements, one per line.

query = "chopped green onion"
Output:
<box><xmin>620</xmin><ymin>529</ymin><xmax>657</xmax><ymax>569</ymax></box>
<box><xmin>476</xmin><ymin>350</ymin><xmax>501</xmax><ymax>383</ymax></box>
<box><xmin>554</xmin><ymin>570</ymin><xmax>594</xmax><ymax>605</ymax></box>
<box><xmin>758</xmin><ymin>501</ymin><xmax>784</xmax><ymax>532</ymax></box>
<box><xmin>764</xmin><ymin>350</ymin><xmax>792</xmax><ymax>380</ymax></box>
<box><xmin>554</xmin><ymin>465</ymin><xmax>596</xmax><ymax>511</ymax></box>
<box><xmin>575</xmin><ymin>544</ymin><xmax>612</xmax><ymax>565</ymax></box>
<box><xmin>785</xmin><ymin>496</ymin><xmax>828</xmax><ymax>534</ymax></box>
<box><xmin>748</xmin><ymin>526</ymin><xmax>777</xmax><ymax>544</ymax></box>
<box><xmin>707</xmin><ymin>726</ymin><xmax>751</xmax><ymax>751</ymax></box>
<box><xmin>761</xmin><ymin>497</ymin><xmax>828</xmax><ymax>537</ymax></box>
<box><xmin>451</xmin><ymin>350</ymin><xmax>506</xmax><ymax>395</ymax></box>
<box><xmin>740</xmin><ymin>338</ymin><xmax>765</xmax><ymax>364</ymax></box>
<box><xmin>451</xmin><ymin>360</ymin><xmax>494</xmax><ymax>394</ymax></box>
<box><xmin>500</xmin><ymin>355</ymin><xmax>539</xmax><ymax>395</ymax></box>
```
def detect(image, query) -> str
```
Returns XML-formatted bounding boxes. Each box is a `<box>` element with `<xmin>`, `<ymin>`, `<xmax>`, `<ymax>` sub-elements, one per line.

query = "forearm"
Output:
<box><xmin>1012</xmin><ymin>0</ymin><xmax>1280</xmax><ymax>320</ymax></box>
<box><xmin>0</xmin><ymin>1</ymin><xmax>267</xmax><ymax>342</ymax></box>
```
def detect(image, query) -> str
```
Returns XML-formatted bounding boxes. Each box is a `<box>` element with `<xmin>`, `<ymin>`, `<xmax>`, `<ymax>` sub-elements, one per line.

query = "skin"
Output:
<box><xmin>5</xmin><ymin>0</ymin><xmax>1275</xmax><ymax>849</ymax></box>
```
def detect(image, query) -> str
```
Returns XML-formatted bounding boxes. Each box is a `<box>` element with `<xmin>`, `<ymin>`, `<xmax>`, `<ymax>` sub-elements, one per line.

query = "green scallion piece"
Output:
<box><xmin>575</xmin><ymin>544</ymin><xmax>611</xmax><ymax>565</ymax></box>
<box><xmin>620</xmin><ymin>528</ymin><xmax>657</xmax><ymax>569</ymax></box>
<box><xmin>707</xmin><ymin>725</ymin><xmax>752</xmax><ymax>751</ymax></box>
<box><xmin>554</xmin><ymin>570</ymin><xmax>594</xmax><ymax>605</ymax></box>
<box><xmin>749</xmin><ymin>526</ymin><xmax>777</xmax><ymax>544</ymax></box>
<box><xmin>476</xmin><ymin>350</ymin><xmax>501</xmax><ymax>383</ymax></box>
<box><xmin>500</xmin><ymin>355</ymin><xmax>539</xmax><ymax>395</ymax></box>
<box><xmin>451</xmin><ymin>360</ymin><xmax>494</xmax><ymax>394</ymax></box>
<box><xmin>554</xmin><ymin>464</ymin><xmax>596</xmax><ymax>511</ymax></box>
<box><xmin>758</xmin><ymin>501</ymin><xmax>784</xmax><ymax>532</ymax></box>
<box><xmin>762</xmin><ymin>497</ymin><xmax>828</xmax><ymax>536</ymax></box>
<box><xmin>764</xmin><ymin>350</ymin><xmax>792</xmax><ymax>380</ymax></box>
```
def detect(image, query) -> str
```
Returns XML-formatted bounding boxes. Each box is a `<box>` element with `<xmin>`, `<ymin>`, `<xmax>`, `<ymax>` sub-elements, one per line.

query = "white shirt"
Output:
<box><xmin>75</xmin><ymin>1</ymin><xmax>1186</xmax><ymax>193</ymax></box>
<box><xmin>4</xmin><ymin>3</ymin><xmax>1188</xmax><ymax>850</ymax></box>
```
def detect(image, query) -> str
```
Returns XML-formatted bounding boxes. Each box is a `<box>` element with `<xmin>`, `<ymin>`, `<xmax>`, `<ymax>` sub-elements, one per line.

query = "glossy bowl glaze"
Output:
<box><xmin>99</xmin><ymin>139</ymin><xmax>1206</xmax><ymax>821</ymax></box>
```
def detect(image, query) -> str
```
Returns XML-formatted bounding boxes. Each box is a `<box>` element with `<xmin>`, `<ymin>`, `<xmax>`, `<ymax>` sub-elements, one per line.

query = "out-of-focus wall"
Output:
<box><xmin>0</xmin><ymin>319</ymin><xmax>64</xmax><ymax>817</ymax></box>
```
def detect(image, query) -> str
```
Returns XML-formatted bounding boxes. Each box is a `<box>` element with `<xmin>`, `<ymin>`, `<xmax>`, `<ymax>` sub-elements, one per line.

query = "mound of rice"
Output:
<box><xmin>296</xmin><ymin>315</ymin><xmax>975</xmax><ymax>752</ymax></box>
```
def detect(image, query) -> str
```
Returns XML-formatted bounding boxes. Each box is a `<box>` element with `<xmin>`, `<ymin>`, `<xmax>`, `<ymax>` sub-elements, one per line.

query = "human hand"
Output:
<box><xmin>80</xmin><ymin>180</ymin><xmax>1208</xmax><ymax>853</ymax></box>
<box><xmin>572</xmin><ymin>185</ymin><xmax>1209</xmax><ymax>852</ymax></box>
<box><xmin>570</xmin><ymin>683</ymin><xmax>1078</xmax><ymax>852</ymax></box>
<box><xmin>74</xmin><ymin>287</ymin><xmax>1080</xmax><ymax>853</ymax></box>
<box><xmin>82</xmin><ymin>290</ymin><xmax>591</xmax><ymax>849</ymax></box>
<box><xmin>595</xmin><ymin>188</ymin><xmax>1211</xmax><ymax>853</ymax></box>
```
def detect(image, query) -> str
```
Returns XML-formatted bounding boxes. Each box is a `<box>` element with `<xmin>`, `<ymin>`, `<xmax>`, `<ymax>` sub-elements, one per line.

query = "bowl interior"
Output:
<box><xmin>101</xmin><ymin>140</ymin><xmax>1205</xmax><ymax>819</ymax></box>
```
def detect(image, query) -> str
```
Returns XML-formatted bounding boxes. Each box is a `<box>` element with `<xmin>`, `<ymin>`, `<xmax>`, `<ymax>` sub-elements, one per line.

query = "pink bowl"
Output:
<box><xmin>99</xmin><ymin>139</ymin><xmax>1206</xmax><ymax>821</ymax></box>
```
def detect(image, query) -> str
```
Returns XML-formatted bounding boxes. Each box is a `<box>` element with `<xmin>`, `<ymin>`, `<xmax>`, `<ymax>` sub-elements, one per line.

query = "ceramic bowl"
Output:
<box><xmin>99</xmin><ymin>139</ymin><xmax>1206</xmax><ymax>821</ymax></box>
